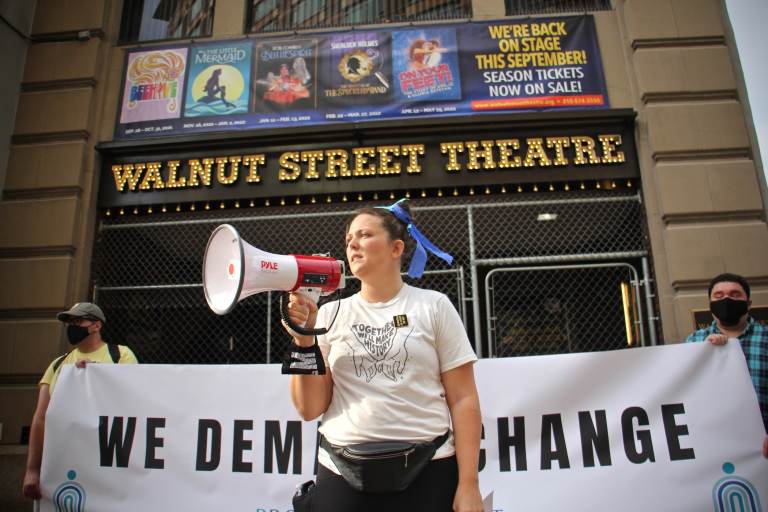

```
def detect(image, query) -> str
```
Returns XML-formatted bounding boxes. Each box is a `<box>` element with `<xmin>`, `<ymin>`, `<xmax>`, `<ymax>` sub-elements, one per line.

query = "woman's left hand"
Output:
<box><xmin>453</xmin><ymin>479</ymin><xmax>484</xmax><ymax>512</ymax></box>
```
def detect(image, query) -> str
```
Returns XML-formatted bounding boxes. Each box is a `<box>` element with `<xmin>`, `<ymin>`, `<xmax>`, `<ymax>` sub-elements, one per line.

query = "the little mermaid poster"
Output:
<box><xmin>183</xmin><ymin>41</ymin><xmax>251</xmax><ymax>117</ymax></box>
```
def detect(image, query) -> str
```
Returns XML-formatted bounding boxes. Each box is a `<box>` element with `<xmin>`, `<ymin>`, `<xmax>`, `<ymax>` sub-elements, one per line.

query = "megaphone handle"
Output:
<box><xmin>281</xmin><ymin>289</ymin><xmax>328</xmax><ymax>336</ymax></box>
<box><xmin>296</xmin><ymin>287</ymin><xmax>321</xmax><ymax>306</ymax></box>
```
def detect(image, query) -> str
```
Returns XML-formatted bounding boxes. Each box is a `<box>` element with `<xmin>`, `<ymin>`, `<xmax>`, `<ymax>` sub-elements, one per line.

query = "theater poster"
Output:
<box><xmin>117</xmin><ymin>47</ymin><xmax>188</xmax><ymax>137</ymax></box>
<box><xmin>459</xmin><ymin>16</ymin><xmax>608</xmax><ymax>111</ymax></box>
<box><xmin>392</xmin><ymin>27</ymin><xmax>461</xmax><ymax>102</ymax></box>
<box><xmin>253</xmin><ymin>39</ymin><xmax>318</xmax><ymax>113</ymax></box>
<box><xmin>115</xmin><ymin>16</ymin><xmax>609</xmax><ymax>139</ymax></box>
<box><xmin>183</xmin><ymin>42</ymin><xmax>251</xmax><ymax>118</ymax></box>
<box><xmin>320</xmin><ymin>32</ymin><xmax>392</xmax><ymax>107</ymax></box>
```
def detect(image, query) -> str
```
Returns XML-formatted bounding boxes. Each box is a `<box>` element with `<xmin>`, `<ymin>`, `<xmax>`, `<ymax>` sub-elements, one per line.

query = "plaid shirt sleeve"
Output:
<box><xmin>685</xmin><ymin>319</ymin><xmax>767</xmax><ymax>432</ymax></box>
<box><xmin>685</xmin><ymin>322</ymin><xmax>717</xmax><ymax>343</ymax></box>
<box><xmin>741</xmin><ymin>320</ymin><xmax>768</xmax><ymax>432</ymax></box>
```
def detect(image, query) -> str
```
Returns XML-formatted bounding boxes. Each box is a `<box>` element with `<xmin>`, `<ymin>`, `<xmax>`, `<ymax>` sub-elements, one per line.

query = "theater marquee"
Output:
<box><xmin>98</xmin><ymin>110</ymin><xmax>638</xmax><ymax>208</ymax></box>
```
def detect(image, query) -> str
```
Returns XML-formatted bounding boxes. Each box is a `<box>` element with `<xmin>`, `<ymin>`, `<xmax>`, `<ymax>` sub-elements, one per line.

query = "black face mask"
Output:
<box><xmin>710</xmin><ymin>298</ymin><xmax>749</xmax><ymax>327</ymax></box>
<box><xmin>66</xmin><ymin>324</ymin><xmax>91</xmax><ymax>345</ymax></box>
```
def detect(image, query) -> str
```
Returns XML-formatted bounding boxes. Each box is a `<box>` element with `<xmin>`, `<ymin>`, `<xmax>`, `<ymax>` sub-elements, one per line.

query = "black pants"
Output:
<box><xmin>308</xmin><ymin>455</ymin><xmax>458</xmax><ymax>512</ymax></box>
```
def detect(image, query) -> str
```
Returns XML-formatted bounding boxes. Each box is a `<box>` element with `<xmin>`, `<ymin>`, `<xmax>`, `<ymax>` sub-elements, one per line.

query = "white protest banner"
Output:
<box><xmin>39</xmin><ymin>341</ymin><xmax>767</xmax><ymax>511</ymax></box>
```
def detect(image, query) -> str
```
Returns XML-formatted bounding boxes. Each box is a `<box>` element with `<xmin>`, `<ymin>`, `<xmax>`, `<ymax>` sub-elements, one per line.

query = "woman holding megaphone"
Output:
<box><xmin>283</xmin><ymin>199</ymin><xmax>484</xmax><ymax>512</ymax></box>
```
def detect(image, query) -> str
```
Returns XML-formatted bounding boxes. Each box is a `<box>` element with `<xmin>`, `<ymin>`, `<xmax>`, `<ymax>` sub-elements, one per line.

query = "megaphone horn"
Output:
<box><xmin>203</xmin><ymin>224</ymin><xmax>345</xmax><ymax>315</ymax></box>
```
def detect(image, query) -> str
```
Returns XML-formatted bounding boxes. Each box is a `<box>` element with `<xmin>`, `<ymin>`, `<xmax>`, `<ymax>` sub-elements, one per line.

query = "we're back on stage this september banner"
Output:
<box><xmin>115</xmin><ymin>16</ymin><xmax>609</xmax><ymax>139</ymax></box>
<box><xmin>460</xmin><ymin>16</ymin><xmax>607</xmax><ymax>111</ymax></box>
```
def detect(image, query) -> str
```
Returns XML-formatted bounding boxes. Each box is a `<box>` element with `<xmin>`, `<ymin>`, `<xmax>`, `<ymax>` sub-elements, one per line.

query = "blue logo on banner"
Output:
<box><xmin>712</xmin><ymin>462</ymin><xmax>762</xmax><ymax>512</ymax></box>
<box><xmin>53</xmin><ymin>470</ymin><xmax>86</xmax><ymax>512</ymax></box>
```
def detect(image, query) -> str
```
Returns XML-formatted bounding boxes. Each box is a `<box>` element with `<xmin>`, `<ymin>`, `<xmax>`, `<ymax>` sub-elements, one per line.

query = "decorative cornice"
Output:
<box><xmin>30</xmin><ymin>28</ymin><xmax>104</xmax><ymax>43</ymax></box>
<box><xmin>662</xmin><ymin>210</ymin><xmax>765</xmax><ymax>225</ymax></box>
<box><xmin>632</xmin><ymin>36</ymin><xmax>725</xmax><ymax>50</ymax></box>
<box><xmin>21</xmin><ymin>78</ymin><xmax>97</xmax><ymax>92</ymax></box>
<box><xmin>11</xmin><ymin>130</ymin><xmax>90</xmax><ymax>144</ymax></box>
<box><xmin>653</xmin><ymin>148</ymin><xmax>751</xmax><ymax>163</ymax></box>
<box><xmin>0</xmin><ymin>307</ymin><xmax>65</xmax><ymax>320</ymax></box>
<box><xmin>0</xmin><ymin>374</ymin><xmax>47</xmax><ymax>386</ymax></box>
<box><xmin>3</xmin><ymin>187</ymin><xmax>81</xmax><ymax>201</ymax></box>
<box><xmin>0</xmin><ymin>246</ymin><xmax>76</xmax><ymax>258</ymax></box>
<box><xmin>642</xmin><ymin>90</ymin><xmax>739</xmax><ymax>104</ymax></box>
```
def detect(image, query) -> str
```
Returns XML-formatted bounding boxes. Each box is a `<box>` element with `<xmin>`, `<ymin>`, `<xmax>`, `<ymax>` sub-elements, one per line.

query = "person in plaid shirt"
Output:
<box><xmin>685</xmin><ymin>273</ymin><xmax>767</xmax><ymax>458</ymax></box>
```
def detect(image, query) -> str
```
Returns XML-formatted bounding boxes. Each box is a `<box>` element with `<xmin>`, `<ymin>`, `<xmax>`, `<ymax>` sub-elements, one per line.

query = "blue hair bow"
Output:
<box><xmin>376</xmin><ymin>198</ymin><xmax>454</xmax><ymax>279</ymax></box>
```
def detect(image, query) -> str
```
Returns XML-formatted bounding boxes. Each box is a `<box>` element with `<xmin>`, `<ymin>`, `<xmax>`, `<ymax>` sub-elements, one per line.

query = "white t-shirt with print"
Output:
<box><xmin>315</xmin><ymin>284</ymin><xmax>477</xmax><ymax>469</ymax></box>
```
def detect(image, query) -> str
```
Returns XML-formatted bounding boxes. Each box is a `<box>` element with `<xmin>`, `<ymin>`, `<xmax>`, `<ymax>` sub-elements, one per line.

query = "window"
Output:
<box><xmin>504</xmin><ymin>0</ymin><xmax>612</xmax><ymax>16</ymax></box>
<box><xmin>247</xmin><ymin>0</ymin><xmax>472</xmax><ymax>33</ymax></box>
<box><xmin>119</xmin><ymin>0</ymin><xmax>216</xmax><ymax>43</ymax></box>
<box><xmin>292</xmin><ymin>0</ymin><xmax>324</xmax><ymax>26</ymax></box>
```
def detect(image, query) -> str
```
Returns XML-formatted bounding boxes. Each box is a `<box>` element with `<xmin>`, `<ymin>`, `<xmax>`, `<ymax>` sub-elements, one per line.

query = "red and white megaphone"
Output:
<box><xmin>203</xmin><ymin>224</ymin><xmax>345</xmax><ymax>316</ymax></box>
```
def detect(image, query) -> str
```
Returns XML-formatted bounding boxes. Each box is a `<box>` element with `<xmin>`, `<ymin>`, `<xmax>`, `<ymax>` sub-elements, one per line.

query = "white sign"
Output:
<box><xmin>40</xmin><ymin>342</ymin><xmax>767</xmax><ymax>511</ymax></box>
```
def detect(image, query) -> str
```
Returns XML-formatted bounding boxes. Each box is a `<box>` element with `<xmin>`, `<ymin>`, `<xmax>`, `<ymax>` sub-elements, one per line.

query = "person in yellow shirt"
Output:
<box><xmin>21</xmin><ymin>302</ymin><xmax>138</xmax><ymax>500</ymax></box>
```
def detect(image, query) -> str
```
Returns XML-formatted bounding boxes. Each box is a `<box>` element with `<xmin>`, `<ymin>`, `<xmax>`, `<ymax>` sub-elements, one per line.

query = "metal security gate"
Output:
<box><xmin>92</xmin><ymin>203</ymin><xmax>466</xmax><ymax>364</ymax></box>
<box><xmin>93</xmin><ymin>190</ymin><xmax>656</xmax><ymax>363</ymax></box>
<box><xmin>94</xmin><ymin>269</ymin><xmax>465</xmax><ymax>364</ymax></box>
<box><xmin>485</xmin><ymin>263</ymin><xmax>646</xmax><ymax>358</ymax></box>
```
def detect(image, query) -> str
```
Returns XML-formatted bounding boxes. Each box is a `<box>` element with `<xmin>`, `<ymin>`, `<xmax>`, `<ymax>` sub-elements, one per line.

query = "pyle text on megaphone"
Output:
<box><xmin>203</xmin><ymin>224</ymin><xmax>345</xmax><ymax>316</ymax></box>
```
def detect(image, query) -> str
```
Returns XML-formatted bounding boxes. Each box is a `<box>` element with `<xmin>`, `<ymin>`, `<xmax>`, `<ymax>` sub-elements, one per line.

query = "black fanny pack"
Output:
<box><xmin>320</xmin><ymin>431</ymin><xmax>450</xmax><ymax>493</ymax></box>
